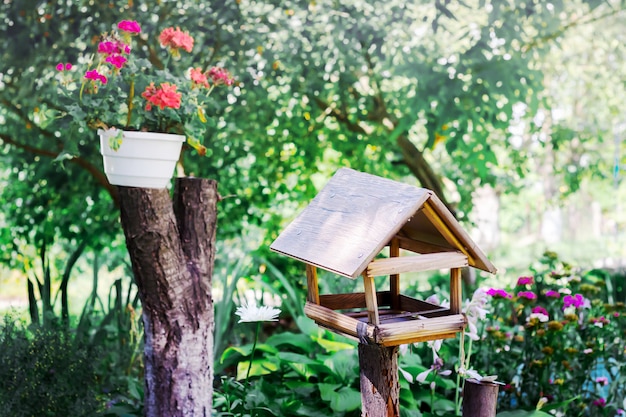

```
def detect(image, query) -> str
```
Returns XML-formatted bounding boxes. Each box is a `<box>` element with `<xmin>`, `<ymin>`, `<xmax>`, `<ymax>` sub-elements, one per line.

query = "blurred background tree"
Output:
<box><xmin>0</xmin><ymin>0</ymin><xmax>623</xmax><ymax>340</ymax></box>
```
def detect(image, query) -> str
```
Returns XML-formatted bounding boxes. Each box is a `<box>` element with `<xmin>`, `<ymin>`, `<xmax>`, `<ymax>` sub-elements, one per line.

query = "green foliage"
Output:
<box><xmin>215</xmin><ymin>315</ymin><xmax>362</xmax><ymax>416</ymax></box>
<box><xmin>0</xmin><ymin>317</ymin><xmax>102</xmax><ymax>417</ymax></box>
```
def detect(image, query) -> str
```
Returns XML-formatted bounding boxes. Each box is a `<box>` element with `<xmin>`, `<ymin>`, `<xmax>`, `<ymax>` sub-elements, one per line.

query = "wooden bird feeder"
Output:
<box><xmin>270</xmin><ymin>168</ymin><xmax>497</xmax><ymax>347</ymax></box>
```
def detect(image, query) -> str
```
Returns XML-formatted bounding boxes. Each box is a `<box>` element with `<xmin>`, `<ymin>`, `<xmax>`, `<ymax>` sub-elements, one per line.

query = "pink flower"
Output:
<box><xmin>517</xmin><ymin>291</ymin><xmax>537</xmax><ymax>300</ymax></box>
<box><xmin>545</xmin><ymin>290</ymin><xmax>560</xmax><ymax>298</ymax></box>
<box><xmin>117</xmin><ymin>20</ymin><xmax>141</xmax><ymax>34</ymax></box>
<box><xmin>486</xmin><ymin>288</ymin><xmax>512</xmax><ymax>299</ymax></box>
<box><xmin>106</xmin><ymin>55</ymin><xmax>128</xmax><ymax>69</ymax></box>
<box><xmin>142</xmin><ymin>82</ymin><xmax>182</xmax><ymax>110</ymax></box>
<box><xmin>84</xmin><ymin>69</ymin><xmax>107</xmax><ymax>84</ymax></box>
<box><xmin>563</xmin><ymin>294</ymin><xmax>585</xmax><ymax>309</ymax></box>
<box><xmin>595</xmin><ymin>376</ymin><xmax>609</xmax><ymax>386</ymax></box>
<box><xmin>516</xmin><ymin>276</ymin><xmax>534</xmax><ymax>286</ymax></box>
<box><xmin>98</xmin><ymin>40</ymin><xmax>121</xmax><ymax>55</ymax></box>
<box><xmin>159</xmin><ymin>27</ymin><xmax>194</xmax><ymax>53</ymax></box>
<box><xmin>532</xmin><ymin>306</ymin><xmax>548</xmax><ymax>316</ymax></box>
<box><xmin>190</xmin><ymin>67</ymin><xmax>209</xmax><ymax>88</ymax></box>
<box><xmin>208</xmin><ymin>66</ymin><xmax>234</xmax><ymax>86</ymax></box>
<box><xmin>593</xmin><ymin>398</ymin><xmax>606</xmax><ymax>408</ymax></box>
<box><xmin>56</xmin><ymin>62</ymin><xmax>72</xmax><ymax>71</ymax></box>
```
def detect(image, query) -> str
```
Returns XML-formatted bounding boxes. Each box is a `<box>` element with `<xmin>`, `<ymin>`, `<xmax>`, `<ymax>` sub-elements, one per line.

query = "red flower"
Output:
<box><xmin>159</xmin><ymin>27</ymin><xmax>194</xmax><ymax>53</ymax></box>
<box><xmin>190</xmin><ymin>67</ymin><xmax>209</xmax><ymax>88</ymax></box>
<box><xmin>141</xmin><ymin>82</ymin><xmax>182</xmax><ymax>110</ymax></box>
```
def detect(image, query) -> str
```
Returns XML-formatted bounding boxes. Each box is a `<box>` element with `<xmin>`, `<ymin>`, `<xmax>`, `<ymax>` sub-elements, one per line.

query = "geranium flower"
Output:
<box><xmin>142</xmin><ymin>82</ymin><xmax>182</xmax><ymax>110</ymax></box>
<box><xmin>84</xmin><ymin>69</ymin><xmax>107</xmax><ymax>84</ymax></box>
<box><xmin>159</xmin><ymin>27</ymin><xmax>194</xmax><ymax>53</ymax></box>
<box><xmin>105</xmin><ymin>55</ymin><xmax>128</xmax><ymax>69</ymax></box>
<box><xmin>486</xmin><ymin>288</ymin><xmax>512</xmax><ymax>299</ymax></box>
<box><xmin>563</xmin><ymin>293</ymin><xmax>586</xmax><ymax>309</ymax></box>
<box><xmin>517</xmin><ymin>291</ymin><xmax>537</xmax><ymax>300</ymax></box>
<box><xmin>516</xmin><ymin>276</ymin><xmax>534</xmax><ymax>286</ymax></box>
<box><xmin>208</xmin><ymin>66</ymin><xmax>235</xmax><ymax>86</ymax></box>
<box><xmin>595</xmin><ymin>376</ymin><xmax>609</xmax><ymax>386</ymax></box>
<box><xmin>593</xmin><ymin>398</ymin><xmax>606</xmax><ymax>408</ymax></box>
<box><xmin>118</xmin><ymin>19</ymin><xmax>141</xmax><ymax>33</ymax></box>
<box><xmin>56</xmin><ymin>18</ymin><xmax>234</xmax><ymax>157</ymax></box>
<box><xmin>190</xmin><ymin>67</ymin><xmax>210</xmax><ymax>88</ymax></box>
<box><xmin>545</xmin><ymin>289</ymin><xmax>560</xmax><ymax>298</ymax></box>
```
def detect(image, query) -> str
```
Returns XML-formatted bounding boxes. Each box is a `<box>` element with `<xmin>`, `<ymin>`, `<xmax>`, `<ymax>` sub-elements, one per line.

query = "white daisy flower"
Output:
<box><xmin>235</xmin><ymin>303</ymin><xmax>281</xmax><ymax>323</ymax></box>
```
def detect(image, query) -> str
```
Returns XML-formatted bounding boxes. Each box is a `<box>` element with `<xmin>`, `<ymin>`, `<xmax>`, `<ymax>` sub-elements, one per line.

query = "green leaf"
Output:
<box><xmin>497</xmin><ymin>410</ymin><xmax>553</xmax><ymax>417</ymax></box>
<box><xmin>318</xmin><ymin>383</ymin><xmax>362</xmax><ymax>412</ymax></box>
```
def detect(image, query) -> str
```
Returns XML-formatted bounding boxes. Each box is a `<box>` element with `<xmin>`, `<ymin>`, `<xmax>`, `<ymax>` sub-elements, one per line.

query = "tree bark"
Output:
<box><xmin>358</xmin><ymin>343</ymin><xmax>400</xmax><ymax>417</ymax></box>
<box><xmin>118</xmin><ymin>178</ymin><xmax>217</xmax><ymax>417</ymax></box>
<box><xmin>462</xmin><ymin>378</ymin><xmax>499</xmax><ymax>417</ymax></box>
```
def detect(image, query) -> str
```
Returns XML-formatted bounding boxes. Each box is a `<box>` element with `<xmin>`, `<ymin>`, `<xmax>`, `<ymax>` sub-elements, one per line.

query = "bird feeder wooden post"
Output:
<box><xmin>271</xmin><ymin>168</ymin><xmax>497</xmax><ymax>416</ymax></box>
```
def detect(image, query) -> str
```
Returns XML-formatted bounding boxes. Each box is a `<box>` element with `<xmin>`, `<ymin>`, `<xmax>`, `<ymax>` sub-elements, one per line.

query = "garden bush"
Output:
<box><xmin>0</xmin><ymin>317</ymin><xmax>102</xmax><ymax>417</ymax></box>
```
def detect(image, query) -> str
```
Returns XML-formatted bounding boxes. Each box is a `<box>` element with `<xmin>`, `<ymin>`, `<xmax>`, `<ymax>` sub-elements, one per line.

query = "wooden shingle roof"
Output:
<box><xmin>270</xmin><ymin>168</ymin><xmax>497</xmax><ymax>278</ymax></box>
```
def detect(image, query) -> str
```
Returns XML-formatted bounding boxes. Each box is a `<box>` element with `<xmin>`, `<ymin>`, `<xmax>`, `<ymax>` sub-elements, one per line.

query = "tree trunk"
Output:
<box><xmin>118</xmin><ymin>178</ymin><xmax>217</xmax><ymax>417</ymax></box>
<box><xmin>358</xmin><ymin>343</ymin><xmax>400</xmax><ymax>417</ymax></box>
<box><xmin>462</xmin><ymin>378</ymin><xmax>499</xmax><ymax>417</ymax></box>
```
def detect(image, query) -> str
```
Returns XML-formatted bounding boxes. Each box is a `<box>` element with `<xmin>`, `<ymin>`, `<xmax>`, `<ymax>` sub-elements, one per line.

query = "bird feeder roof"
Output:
<box><xmin>270</xmin><ymin>168</ymin><xmax>497</xmax><ymax>278</ymax></box>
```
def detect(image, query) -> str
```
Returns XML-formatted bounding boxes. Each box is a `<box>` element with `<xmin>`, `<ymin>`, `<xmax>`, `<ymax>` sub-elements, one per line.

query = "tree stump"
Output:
<box><xmin>358</xmin><ymin>343</ymin><xmax>400</xmax><ymax>417</ymax></box>
<box><xmin>118</xmin><ymin>178</ymin><xmax>218</xmax><ymax>417</ymax></box>
<box><xmin>462</xmin><ymin>378</ymin><xmax>499</xmax><ymax>417</ymax></box>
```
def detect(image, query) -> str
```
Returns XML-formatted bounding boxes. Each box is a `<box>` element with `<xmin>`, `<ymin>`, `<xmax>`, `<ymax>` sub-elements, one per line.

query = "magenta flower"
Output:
<box><xmin>118</xmin><ymin>20</ymin><xmax>141</xmax><ymax>33</ymax></box>
<box><xmin>545</xmin><ymin>290</ymin><xmax>560</xmax><ymax>298</ymax></box>
<box><xmin>563</xmin><ymin>293</ymin><xmax>585</xmax><ymax>309</ymax></box>
<box><xmin>593</xmin><ymin>398</ymin><xmax>606</xmax><ymax>407</ymax></box>
<box><xmin>84</xmin><ymin>69</ymin><xmax>107</xmax><ymax>84</ymax></box>
<box><xmin>486</xmin><ymin>288</ymin><xmax>512</xmax><ymax>299</ymax></box>
<box><xmin>517</xmin><ymin>291</ymin><xmax>537</xmax><ymax>300</ymax></box>
<box><xmin>207</xmin><ymin>66</ymin><xmax>235</xmax><ymax>86</ymax></box>
<box><xmin>106</xmin><ymin>55</ymin><xmax>128</xmax><ymax>69</ymax></box>
<box><xmin>56</xmin><ymin>62</ymin><xmax>72</xmax><ymax>71</ymax></box>
<box><xmin>516</xmin><ymin>276</ymin><xmax>534</xmax><ymax>286</ymax></box>
<box><xmin>532</xmin><ymin>306</ymin><xmax>548</xmax><ymax>316</ymax></box>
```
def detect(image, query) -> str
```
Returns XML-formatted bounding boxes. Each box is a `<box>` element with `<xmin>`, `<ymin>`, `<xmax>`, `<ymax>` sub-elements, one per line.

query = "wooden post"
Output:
<box><xmin>389</xmin><ymin>238</ymin><xmax>400</xmax><ymax>310</ymax></box>
<box><xmin>358</xmin><ymin>343</ymin><xmax>400</xmax><ymax>417</ymax></box>
<box><xmin>462</xmin><ymin>378</ymin><xmax>499</xmax><ymax>417</ymax></box>
<box><xmin>118</xmin><ymin>178</ymin><xmax>217</xmax><ymax>417</ymax></box>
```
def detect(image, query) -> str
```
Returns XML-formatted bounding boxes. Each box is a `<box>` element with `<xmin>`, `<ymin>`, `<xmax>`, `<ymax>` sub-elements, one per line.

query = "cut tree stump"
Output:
<box><xmin>462</xmin><ymin>378</ymin><xmax>499</xmax><ymax>417</ymax></box>
<box><xmin>118</xmin><ymin>177</ymin><xmax>218</xmax><ymax>417</ymax></box>
<box><xmin>358</xmin><ymin>343</ymin><xmax>400</xmax><ymax>417</ymax></box>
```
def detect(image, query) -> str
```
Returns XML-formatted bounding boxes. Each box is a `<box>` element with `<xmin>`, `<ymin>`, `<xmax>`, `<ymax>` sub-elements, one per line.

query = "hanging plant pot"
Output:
<box><xmin>98</xmin><ymin>129</ymin><xmax>185</xmax><ymax>189</ymax></box>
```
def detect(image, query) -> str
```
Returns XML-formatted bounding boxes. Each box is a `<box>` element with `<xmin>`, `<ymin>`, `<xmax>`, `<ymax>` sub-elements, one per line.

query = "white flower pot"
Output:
<box><xmin>98</xmin><ymin>129</ymin><xmax>185</xmax><ymax>189</ymax></box>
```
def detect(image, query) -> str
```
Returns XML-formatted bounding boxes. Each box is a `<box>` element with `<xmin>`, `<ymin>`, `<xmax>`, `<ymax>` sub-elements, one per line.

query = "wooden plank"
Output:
<box><xmin>306</xmin><ymin>264</ymin><xmax>320</xmax><ymax>304</ymax></box>
<box><xmin>380</xmin><ymin>314</ymin><xmax>466</xmax><ymax>333</ymax></box>
<box><xmin>420</xmin><ymin>201</ymin><xmax>476</xmax><ymax>264</ymax></box>
<box><xmin>362</xmin><ymin>272</ymin><xmax>380</xmax><ymax>325</ymax></box>
<box><xmin>425</xmin><ymin>195</ymin><xmax>497</xmax><ymax>274</ymax></box>
<box><xmin>389</xmin><ymin>237</ymin><xmax>400</xmax><ymax>310</ymax></box>
<box><xmin>379</xmin><ymin>332</ymin><xmax>458</xmax><ymax>346</ymax></box>
<box><xmin>304</xmin><ymin>302</ymin><xmax>376</xmax><ymax>341</ymax></box>
<box><xmin>320</xmin><ymin>291</ymin><xmax>392</xmax><ymax>311</ymax></box>
<box><xmin>450</xmin><ymin>267</ymin><xmax>462</xmax><ymax>314</ymax></box>
<box><xmin>394</xmin><ymin>235</ymin><xmax>456</xmax><ymax>255</ymax></box>
<box><xmin>367</xmin><ymin>252</ymin><xmax>468</xmax><ymax>276</ymax></box>
<box><xmin>270</xmin><ymin>168</ymin><xmax>430</xmax><ymax>279</ymax></box>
